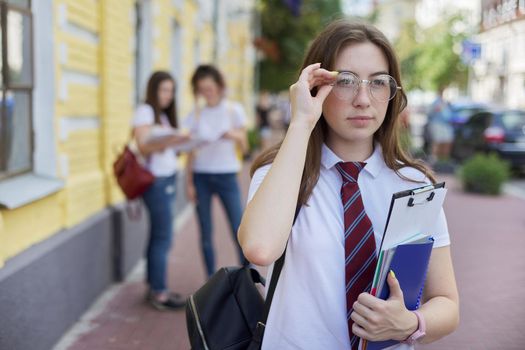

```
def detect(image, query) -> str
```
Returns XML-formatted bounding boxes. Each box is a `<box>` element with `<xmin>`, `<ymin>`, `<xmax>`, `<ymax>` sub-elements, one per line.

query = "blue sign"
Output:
<box><xmin>461</xmin><ymin>39</ymin><xmax>482</xmax><ymax>64</ymax></box>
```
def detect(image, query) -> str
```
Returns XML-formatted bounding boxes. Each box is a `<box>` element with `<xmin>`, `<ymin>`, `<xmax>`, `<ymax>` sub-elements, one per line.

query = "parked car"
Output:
<box><xmin>448</xmin><ymin>100</ymin><xmax>490</xmax><ymax>129</ymax></box>
<box><xmin>451</xmin><ymin>108</ymin><xmax>525</xmax><ymax>171</ymax></box>
<box><xmin>422</xmin><ymin>100</ymin><xmax>489</xmax><ymax>154</ymax></box>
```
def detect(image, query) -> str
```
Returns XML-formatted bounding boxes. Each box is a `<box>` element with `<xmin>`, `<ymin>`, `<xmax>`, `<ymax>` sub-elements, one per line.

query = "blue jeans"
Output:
<box><xmin>142</xmin><ymin>174</ymin><xmax>177</xmax><ymax>292</ymax></box>
<box><xmin>193</xmin><ymin>172</ymin><xmax>247</xmax><ymax>276</ymax></box>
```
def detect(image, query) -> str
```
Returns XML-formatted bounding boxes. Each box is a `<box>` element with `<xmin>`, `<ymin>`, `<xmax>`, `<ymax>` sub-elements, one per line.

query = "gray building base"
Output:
<box><xmin>0</xmin><ymin>203</ymin><xmax>148</xmax><ymax>350</ymax></box>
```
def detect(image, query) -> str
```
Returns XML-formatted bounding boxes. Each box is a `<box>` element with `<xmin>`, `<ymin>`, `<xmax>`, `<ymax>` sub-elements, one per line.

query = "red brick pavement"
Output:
<box><xmin>419</xmin><ymin>175</ymin><xmax>525</xmax><ymax>350</ymax></box>
<box><xmin>58</xmin><ymin>170</ymin><xmax>525</xmax><ymax>350</ymax></box>
<box><xmin>59</xmin><ymin>165</ymin><xmax>252</xmax><ymax>350</ymax></box>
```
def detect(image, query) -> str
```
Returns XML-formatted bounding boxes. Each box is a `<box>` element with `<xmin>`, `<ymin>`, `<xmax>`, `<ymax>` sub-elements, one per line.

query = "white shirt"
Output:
<box><xmin>183</xmin><ymin>100</ymin><xmax>247</xmax><ymax>173</ymax></box>
<box><xmin>247</xmin><ymin>144</ymin><xmax>450</xmax><ymax>350</ymax></box>
<box><xmin>132</xmin><ymin>104</ymin><xmax>179</xmax><ymax>177</ymax></box>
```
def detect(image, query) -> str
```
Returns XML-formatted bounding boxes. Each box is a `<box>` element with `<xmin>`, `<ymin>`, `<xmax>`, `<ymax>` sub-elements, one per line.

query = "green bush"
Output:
<box><xmin>458</xmin><ymin>153</ymin><xmax>510</xmax><ymax>195</ymax></box>
<box><xmin>247</xmin><ymin>128</ymin><xmax>260</xmax><ymax>153</ymax></box>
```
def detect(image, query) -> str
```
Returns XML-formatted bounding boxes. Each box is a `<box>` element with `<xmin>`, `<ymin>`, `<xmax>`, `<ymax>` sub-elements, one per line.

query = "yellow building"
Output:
<box><xmin>0</xmin><ymin>0</ymin><xmax>255</xmax><ymax>348</ymax></box>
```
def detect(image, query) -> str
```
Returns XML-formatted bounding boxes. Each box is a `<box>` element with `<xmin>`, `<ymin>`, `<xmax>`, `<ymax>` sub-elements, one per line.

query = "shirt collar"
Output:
<box><xmin>321</xmin><ymin>142</ymin><xmax>384</xmax><ymax>178</ymax></box>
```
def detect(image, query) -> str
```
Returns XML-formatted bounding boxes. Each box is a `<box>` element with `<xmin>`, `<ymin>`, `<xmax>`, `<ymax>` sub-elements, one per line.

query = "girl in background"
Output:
<box><xmin>133</xmin><ymin>71</ymin><xmax>188</xmax><ymax>310</ymax></box>
<box><xmin>184</xmin><ymin>65</ymin><xmax>249</xmax><ymax>277</ymax></box>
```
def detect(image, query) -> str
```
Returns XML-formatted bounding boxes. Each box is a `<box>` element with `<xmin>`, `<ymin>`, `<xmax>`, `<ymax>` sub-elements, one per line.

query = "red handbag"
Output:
<box><xmin>113</xmin><ymin>145</ymin><xmax>154</xmax><ymax>200</ymax></box>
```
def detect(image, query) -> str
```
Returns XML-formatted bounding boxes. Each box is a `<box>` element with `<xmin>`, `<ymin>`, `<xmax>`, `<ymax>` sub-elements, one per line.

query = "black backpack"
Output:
<box><xmin>186</xmin><ymin>266</ymin><xmax>268</xmax><ymax>350</ymax></box>
<box><xmin>186</xmin><ymin>208</ymin><xmax>299</xmax><ymax>350</ymax></box>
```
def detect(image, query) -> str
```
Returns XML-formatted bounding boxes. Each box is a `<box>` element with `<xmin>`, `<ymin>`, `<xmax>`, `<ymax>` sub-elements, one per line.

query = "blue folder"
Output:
<box><xmin>365</xmin><ymin>236</ymin><xmax>434</xmax><ymax>350</ymax></box>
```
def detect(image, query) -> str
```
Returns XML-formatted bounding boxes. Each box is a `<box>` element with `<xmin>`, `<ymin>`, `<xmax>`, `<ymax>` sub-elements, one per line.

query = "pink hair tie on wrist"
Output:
<box><xmin>403</xmin><ymin>310</ymin><xmax>426</xmax><ymax>344</ymax></box>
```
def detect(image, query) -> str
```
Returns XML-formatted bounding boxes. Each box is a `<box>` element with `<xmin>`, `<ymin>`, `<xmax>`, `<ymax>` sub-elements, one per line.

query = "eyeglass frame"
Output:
<box><xmin>331</xmin><ymin>71</ymin><xmax>402</xmax><ymax>102</ymax></box>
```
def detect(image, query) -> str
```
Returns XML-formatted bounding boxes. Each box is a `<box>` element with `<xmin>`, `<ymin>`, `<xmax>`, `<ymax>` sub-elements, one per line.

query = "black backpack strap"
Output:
<box><xmin>250</xmin><ymin>205</ymin><xmax>301</xmax><ymax>347</ymax></box>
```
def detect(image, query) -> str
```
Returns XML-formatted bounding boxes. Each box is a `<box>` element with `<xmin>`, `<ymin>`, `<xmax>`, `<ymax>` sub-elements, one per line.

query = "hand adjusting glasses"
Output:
<box><xmin>332</xmin><ymin>71</ymin><xmax>402</xmax><ymax>102</ymax></box>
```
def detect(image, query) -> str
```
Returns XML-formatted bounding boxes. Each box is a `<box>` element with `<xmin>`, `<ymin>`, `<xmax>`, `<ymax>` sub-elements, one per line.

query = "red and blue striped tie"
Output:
<box><xmin>335</xmin><ymin>161</ymin><xmax>377</xmax><ymax>350</ymax></box>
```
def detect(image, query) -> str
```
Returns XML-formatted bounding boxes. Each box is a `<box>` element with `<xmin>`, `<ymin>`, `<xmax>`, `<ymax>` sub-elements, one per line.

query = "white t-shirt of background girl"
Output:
<box><xmin>132</xmin><ymin>104</ymin><xmax>179</xmax><ymax>177</ymax></box>
<box><xmin>183</xmin><ymin>100</ymin><xmax>247</xmax><ymax>174</ymax></box>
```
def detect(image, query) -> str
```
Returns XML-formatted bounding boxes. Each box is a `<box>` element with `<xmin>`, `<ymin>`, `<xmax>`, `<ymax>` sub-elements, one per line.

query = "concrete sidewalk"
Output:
<box><xmin>54</xmin><ymin>169</ymin><xmax>525</xmax><ymax>350</ymax></box>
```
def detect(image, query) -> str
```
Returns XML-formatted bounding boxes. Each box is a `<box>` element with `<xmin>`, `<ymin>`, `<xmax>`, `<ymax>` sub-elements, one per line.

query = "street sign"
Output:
<box><xmin>462</xmin><ymin>39</ymin><xmax>481</xmax><ymax>65</ymax></box>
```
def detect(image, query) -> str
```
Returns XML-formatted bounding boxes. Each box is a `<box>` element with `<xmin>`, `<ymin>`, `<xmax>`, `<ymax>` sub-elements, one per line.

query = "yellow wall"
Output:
<box><xmin>99</xmin><ymin>0</ymin><xmax>135</xmax><ymax>205</ymax></box>
<box><xmin>0</xmin><ymin>0</ymin><xmax>255</xmax><ymax>268</ymax></box>
<box><xmin>225</xmin><ymin>19</ymin><xmax>255</xmax><ymax>117</ymax></box>
<box><xmin>0</xmin><ymin>0</ymin><xmax>135</xmax><ymax>265</ymax></box>
<box><xmin>0</xmin><ymin>213</ymin><xmax>4</xmax><ymax>267</ymax></box>
<box><xmin>0</xmin><ymin>193</ymin><xmax>64</xmax><ymax>268</ymax></box>
<box><xmin>152</xmin><ymin>0</ymin><xmax>172</xmax><ymax>71</ymax></box>
<box><xmin>54</xmin><ymin>0</ymin><xmax>122</xmax><ymax>227</ymax></box>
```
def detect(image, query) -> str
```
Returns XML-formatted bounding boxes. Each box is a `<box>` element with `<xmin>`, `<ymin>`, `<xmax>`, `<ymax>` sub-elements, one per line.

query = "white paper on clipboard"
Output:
<box><xmin>379</xmin><ymin>182</ymin><xmax>447</xmax><ymax>251</ymax></box>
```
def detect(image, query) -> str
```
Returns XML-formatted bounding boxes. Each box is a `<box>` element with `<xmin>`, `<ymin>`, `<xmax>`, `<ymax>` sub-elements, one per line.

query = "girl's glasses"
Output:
<box><xmin>332</xmin><ymin>71</ymin><xmax>401</xmax><ymax>102</ymax></box>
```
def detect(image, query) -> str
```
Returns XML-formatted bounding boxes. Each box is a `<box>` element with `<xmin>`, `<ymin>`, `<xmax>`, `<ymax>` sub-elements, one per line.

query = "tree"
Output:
<box><xmin>394</xmin><ymin>19</ymin><xmax>422</xmax><ymax>91</ymax></box>
<box><xmin>395</xmin><ymin>13</ymin><xmax>469</xmax><ymax>93</ymax></box>
<box><xmin>257</xmin><ymin>0</ymin><xmax>342</xmax><ymax>92</ymax></box>
<box><xmin>415</xmin><ymin>14</ymin><xmax>469</xmax><ymax>92</ymax></box>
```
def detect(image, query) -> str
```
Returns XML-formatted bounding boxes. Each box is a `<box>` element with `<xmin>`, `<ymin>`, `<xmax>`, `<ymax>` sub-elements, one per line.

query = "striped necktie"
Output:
<box><xmin>335</xmin><ymin>161</ymin><xmax>377</xmax><ymax>350</ymax></box>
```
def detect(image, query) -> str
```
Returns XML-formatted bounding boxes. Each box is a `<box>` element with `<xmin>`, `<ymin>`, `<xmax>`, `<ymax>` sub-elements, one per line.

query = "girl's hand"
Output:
<box><xmin>222</xmin><ymin>129</ymin><xmax>237</xmax><ymax>140</ymax></box>
<box><xmin>350</xmin><ymin>271</ymin><xmax>418</xmax><ymax>342</ymax></box>
<box><xmin>289</xmin><ymin>62</ymin><xmax>337</xmax><ymax>130</ymax></box>
<box><xmin>186</xmin><ymin>182</ymin><xmax>197</xmax><ymax>203</ymax></box>
<box><xmin>167</xmin><ymin>133</ymin><xmax>191</xmax><ymax>146</ymax></box>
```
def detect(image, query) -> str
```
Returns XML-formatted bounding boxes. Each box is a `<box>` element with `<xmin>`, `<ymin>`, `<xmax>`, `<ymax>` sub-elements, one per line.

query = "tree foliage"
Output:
<box><xmin>394</xmin><ymin>13</ymin><xmax>469</xmax><ymax>92</ymax></box>
<box><xmin>258</xmin><ymin>0</ymin><xmax>342</xmax><ymax>92</ymax></box>
<box><xmin>395</xmin><ymin>19</ymin><xmax>422</xmax><ymax>91</ymax></box>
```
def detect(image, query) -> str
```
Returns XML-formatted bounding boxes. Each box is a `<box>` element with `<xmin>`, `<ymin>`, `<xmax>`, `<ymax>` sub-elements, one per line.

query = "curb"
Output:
<box><xmin>504</xmin><ymin>183</ymin><xmax>525</xmax><ymax>201</ymax></box>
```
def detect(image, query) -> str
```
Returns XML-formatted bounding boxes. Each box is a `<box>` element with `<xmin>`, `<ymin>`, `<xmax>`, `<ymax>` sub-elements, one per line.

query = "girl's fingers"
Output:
<box><xmin>308</xmin><ymin>71</ymin><xmax>338</xmax><ymax>89</ymax></box>
<box><xmin>310</xmin><ymin>76</ymin><xmax>336</xmax><ymax>85</ymax></box>
<box><xmin>353</xmin><ymin>301</ymin><xmax>374</xmax><ymax>320</ymax></box>
<box><xmin>350</xmin><ymin>310</ymin><xmax>371</xmax><ymax>329</ymax></box>
<box><xmin>299</xmin><ymin>62</ymin><xmax>322</xmax><ymax>81</ymax></box>
<box><xmin>308</xmin><ymin>74</ymin><xmax>335</xmax><ymax>83</ymax></box>
<box><xmin>312</xmin><ymin>68</ymin><xmax>339</xmax><ymax>79</ymax></box>
<box><xmin>352</xmin><ymin>322</ymin><xmax>368</xmax><ymax>339</ymax></box>
<box><xmin>308</xmin><ymin>78</ymin><xmax>336</xmax><ymax>91</ymax></box>
<box><xmin>302</xmin><ymin>65</ymin><xmax>336</xmax><ymax>85</ymax></box>
<box><xmin>315</xmin><ymin>84</ymin><xmax>334</xmax><ymax>102</ymax></box>
<box><xmin>307</xmin><ymin>69</ymin><xmax>337</xmax><ymax>82</ymax></box>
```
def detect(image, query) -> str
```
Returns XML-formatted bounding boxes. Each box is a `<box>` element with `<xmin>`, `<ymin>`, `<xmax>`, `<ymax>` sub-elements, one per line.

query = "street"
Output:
<box><xmin>55</xmin><ymin>164</ymin><xmax>525</xmax><ymax>350</ymax></box>
<box><xmin>411</xmin><ymin>110</ymin><xmax>525</xmax><ymax>201</ymax></box>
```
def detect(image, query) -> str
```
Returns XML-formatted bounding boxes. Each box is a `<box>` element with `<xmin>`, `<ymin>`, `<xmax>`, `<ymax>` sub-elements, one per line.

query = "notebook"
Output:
<box><xmin>360</xmin><ymin>182</ymin><xmax>446</xmax><ymax>350</ymax></box>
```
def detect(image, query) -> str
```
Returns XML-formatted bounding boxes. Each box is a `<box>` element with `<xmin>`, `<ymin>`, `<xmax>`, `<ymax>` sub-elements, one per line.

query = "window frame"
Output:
<box><xmin>0</xmin><ymin>0</ymin><xmax>34</xmax><ymax>180</ymax></box>
<box><xmin>0</xmin><ymin>0</ymin><xmax>63</xmax><ymax>210</ymax></box>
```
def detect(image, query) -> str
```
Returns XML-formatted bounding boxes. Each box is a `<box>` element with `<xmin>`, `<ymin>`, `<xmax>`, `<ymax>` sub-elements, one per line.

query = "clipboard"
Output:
<box><xmin>360</xmin><ymin>182</ymin><xmax>446</xmax><ymax>350</ymax></box>
<box><xmin>378</xmin><ymin>182</ymin><xmax>446</xmax><ymax>252</ymax></box>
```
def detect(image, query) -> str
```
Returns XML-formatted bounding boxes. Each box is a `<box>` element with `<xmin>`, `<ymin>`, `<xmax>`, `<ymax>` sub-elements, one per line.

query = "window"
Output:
<box><xmin>467</xmin><ymin>113</ymin><xmax>492</xmax><ymax>131</ymax></box>
<box><xmin>134</xmin><ymin>0</ymin><xmax>152</xmax><ymax>104</ymax></box>
<box><xmin>0</xmin><ymin>0</ymin><xmax>33</xmax><ymax>180</ymax></box>
<box><xmin>171</xmin><ymin>19</ymin><xmax>182</xmax><ymax>116</ymax></box>
<box><xmin>501</xmin><ymin>111</ymin><xmax>525</xmax><ymax>131</ymax></box>
<box><xmin>0</xmin><ymin>0</ymin><xmax>63</xmax><ymax>209</ymax></box>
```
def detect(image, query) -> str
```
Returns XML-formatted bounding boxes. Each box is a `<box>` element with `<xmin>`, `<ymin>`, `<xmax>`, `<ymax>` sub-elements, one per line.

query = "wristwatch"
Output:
<box><xmin>403</xmin><ymin>310</ymin><xmax>426</xmax><ymax>344</ymax></box>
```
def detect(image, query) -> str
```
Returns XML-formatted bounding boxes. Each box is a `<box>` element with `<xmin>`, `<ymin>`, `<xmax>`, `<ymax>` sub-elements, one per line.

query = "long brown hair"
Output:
<box><xmin>252</xmin><ymin>19</ymin><xmax>435</xmax><ymax>206</ymax></box>
<box><xmin>145</xmin><ymin>71</ymin><xmax>178</xmax><ymax>127</ymax></box>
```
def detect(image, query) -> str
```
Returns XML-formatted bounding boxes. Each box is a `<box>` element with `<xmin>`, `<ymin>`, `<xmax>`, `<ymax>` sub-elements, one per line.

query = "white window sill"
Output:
<box><xmin>0</xmin><ymin>174</ymin><xmax>64</xmax><ymax>209</ymax></box>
